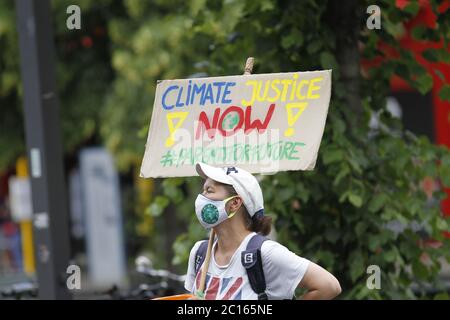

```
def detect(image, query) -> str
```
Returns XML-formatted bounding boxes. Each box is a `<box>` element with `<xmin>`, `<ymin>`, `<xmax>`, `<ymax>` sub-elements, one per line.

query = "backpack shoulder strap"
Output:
<box><xmin>241</xmin><ymin>233</ymin><xmax>268</xmax><ymax>300</ymax></box>
<box><xmin>194</xmin><ymin>240</ymin><xmax>209</xmax><ymax>274</ymax></box>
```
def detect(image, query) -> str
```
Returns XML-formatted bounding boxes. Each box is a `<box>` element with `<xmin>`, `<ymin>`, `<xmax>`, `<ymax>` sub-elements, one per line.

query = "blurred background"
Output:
<box><xmin>0</xmin><ymin>0</ymin><xmax>449</xmax><ymax>299</ymax></box>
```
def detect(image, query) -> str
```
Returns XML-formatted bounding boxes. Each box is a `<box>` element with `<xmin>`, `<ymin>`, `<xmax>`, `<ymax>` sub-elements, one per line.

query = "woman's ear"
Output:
<box><xmin>230</xmin><ymin>196</ymin><xmax>243</xmax><ymax>212</ymax></box>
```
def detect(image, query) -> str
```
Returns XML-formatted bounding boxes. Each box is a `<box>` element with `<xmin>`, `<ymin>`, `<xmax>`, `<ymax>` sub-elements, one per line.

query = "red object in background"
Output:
<box><xmin>392</xmin><ymin>1</ymin><xmax>450</xmax><ymax>149</ymax></box>
<box><xmin>364</xmin><ymin>0</ymin><xmax>450</xmax><ymax>222</ymax></box>
<box><xmin>81</xmin><ymin>36</ymin><xmax>93</xmax><ymax>48</ymax></box>
<box><xmin>397</xmin><ymin>1</ymin><xmax>450</xmax><ymax>219</ymax></box>
<box><xmin>2</xmin><ymin>221</ymin><xmax>18</xmax><ymax>237</ymax></box>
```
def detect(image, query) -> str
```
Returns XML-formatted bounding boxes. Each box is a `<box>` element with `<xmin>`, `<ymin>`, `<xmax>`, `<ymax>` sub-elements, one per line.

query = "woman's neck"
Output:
<box><xmin>213</xmin><ymin>223</ymin><xmax>252</xmax><ymax>254</ymax></box>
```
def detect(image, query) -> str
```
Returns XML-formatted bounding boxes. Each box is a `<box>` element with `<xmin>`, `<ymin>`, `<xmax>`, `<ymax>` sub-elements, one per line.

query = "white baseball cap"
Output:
<box><xmin>195</xmin><ymin>162</ymin><xmax>264</xmax><ymax>218</ymax></box>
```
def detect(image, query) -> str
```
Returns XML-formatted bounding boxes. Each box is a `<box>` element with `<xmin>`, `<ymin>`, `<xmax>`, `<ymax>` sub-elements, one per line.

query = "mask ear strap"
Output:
<box><xmin>223</xmin><ymin>195</ymin><xmax>238</xmax><ymax>203</ymax></box>
<box><xmin>224</xmin><ymin>195</ymin><xmax>240</xmax><ymax>218</ymax></box>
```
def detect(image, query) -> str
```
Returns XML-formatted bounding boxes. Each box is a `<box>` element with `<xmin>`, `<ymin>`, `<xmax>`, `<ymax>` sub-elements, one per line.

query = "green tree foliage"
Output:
<box><xmin>0</xmin><ymin>0</ymin><xmax>118</xmax><ymax>170</ymax></box>
<box><xmin>101</xmin><ymin>0</ymin><xmax>203</xmax><ymax>170</ymax></box>
<box><xmin>0</xmin><ymin>1</ymin><xmax>24</xmax><ymax>170</ymax></box>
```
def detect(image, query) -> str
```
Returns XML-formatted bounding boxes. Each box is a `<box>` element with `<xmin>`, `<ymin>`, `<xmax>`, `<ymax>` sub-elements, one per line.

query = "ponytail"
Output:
<box><xmin>248</xmin><ymin>214</ymin><xmax>272</xmax><ymax>236</ymax></box>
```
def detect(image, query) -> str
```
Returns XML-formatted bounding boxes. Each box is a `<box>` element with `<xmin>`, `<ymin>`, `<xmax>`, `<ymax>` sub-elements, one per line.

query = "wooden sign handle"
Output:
<box><xmin>244</xmin><ymin>57</ymin><xmax>254</xmax><ymax>75</ymax></box>
<box><xmin>197</xmin><ymin>229</ymin><xmax>215</xmax><ymax>298</ymax></box>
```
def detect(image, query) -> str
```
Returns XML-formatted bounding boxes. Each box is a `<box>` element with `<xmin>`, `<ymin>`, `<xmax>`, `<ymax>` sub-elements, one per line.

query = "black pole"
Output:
<box><xmin>15</xmin><ymin>0</ymin><xmax>72</xmax><ymax>299</ymax></box>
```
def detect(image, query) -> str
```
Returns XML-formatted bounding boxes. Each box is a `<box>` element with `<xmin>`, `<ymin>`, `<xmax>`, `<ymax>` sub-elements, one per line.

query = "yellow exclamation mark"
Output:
<box><xmin>165</xmin><ymin>112</ymin><xmax>189</xmax><ymax>147</ymax></box>
<box><xmin>284</xmin><ymin>102</ymin><xmax>308</xmax><ymax>137</ymax></box>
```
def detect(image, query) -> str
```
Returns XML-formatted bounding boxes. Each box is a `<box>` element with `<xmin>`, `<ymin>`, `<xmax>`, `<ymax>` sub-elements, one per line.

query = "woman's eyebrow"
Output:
<box><xmin>203</xmin><ymin>184</ymin><xmax>215</xmax><ymax>190</ymax></box>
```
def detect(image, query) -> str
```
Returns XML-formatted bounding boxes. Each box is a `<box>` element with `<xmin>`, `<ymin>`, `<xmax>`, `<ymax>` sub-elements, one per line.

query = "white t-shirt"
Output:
<box><xmin>184</xmin><ymin>232</ymin><xmax>310</xmax><ymax>300</ymax></box>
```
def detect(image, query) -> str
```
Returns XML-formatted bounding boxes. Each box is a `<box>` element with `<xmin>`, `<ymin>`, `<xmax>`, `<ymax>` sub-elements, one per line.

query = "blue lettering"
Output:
<box><xmin>176</xmin><ymin>86</ymin><xmax>184</xmax><ymax>107</ymax></box>
<box><xmin>191</xmin><ymin>83</ymin><xmax>206</xmax><ymax>105</ymax></box>
<box><xmin>222</xmin><ymin>82</ymin><xmax>236</xmax><ymax>104</ymax></box>
<box><xmin>213</xmin><ymin>82</ymin><xmax>226</xmax><ymax>103</ymax></box>
<box><xmin>201</xmin><ymin>84</ymin><xmax>215</xmax><ymax>105</ymax></box>
<box><xmin>186</xmin><ymin>80</ymin><xmax>192</xmax><ymax>106</ymax></box>
<box><xmin>162</xmin><ymin>85</ymin><xmax>178</xmax><ymax>110</ymax></box>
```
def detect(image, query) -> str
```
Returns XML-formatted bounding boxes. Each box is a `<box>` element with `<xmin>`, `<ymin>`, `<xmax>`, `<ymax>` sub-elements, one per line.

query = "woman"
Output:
<box><xmin>185</xmin><ymin>162</ymin><xmax>341</xmax><ymax>300</ymax></box>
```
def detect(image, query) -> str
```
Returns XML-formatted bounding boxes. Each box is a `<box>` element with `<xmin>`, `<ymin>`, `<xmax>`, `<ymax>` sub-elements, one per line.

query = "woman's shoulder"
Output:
<box><xmin>190</xmin><ymin>239</ymin><xmax>206</xmax><ymax>255</ymax></box>
<box><xmin>261</xmin><ymin>238</ymin><xmax>285</xmax><ymax>252</ymax></box>
<box><xmin>260</xmin><ymin>239</ymin><xmax>303</xmax><ymax>261</ymax></box>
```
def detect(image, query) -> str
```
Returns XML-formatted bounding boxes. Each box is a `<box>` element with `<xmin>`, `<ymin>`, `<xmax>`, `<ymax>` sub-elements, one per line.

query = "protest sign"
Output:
<box><xmin>140</xmin><ymin>69</ymin><xmax>332</xmax><ymax>177</ymax></box>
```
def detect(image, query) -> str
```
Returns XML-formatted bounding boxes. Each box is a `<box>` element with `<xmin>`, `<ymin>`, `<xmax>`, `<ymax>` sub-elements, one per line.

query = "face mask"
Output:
<box><xmin>195</xmin><ymin>194</ymin><xmax>240</xmax><ymax>229</ymax></box>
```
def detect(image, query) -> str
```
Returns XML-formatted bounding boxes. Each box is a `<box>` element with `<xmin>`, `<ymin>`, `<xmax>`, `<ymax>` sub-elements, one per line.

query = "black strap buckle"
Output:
<box><xmin>257</xmin><ymin>292</ymin><xmax>268</xmax><ymax>300</ymax></box>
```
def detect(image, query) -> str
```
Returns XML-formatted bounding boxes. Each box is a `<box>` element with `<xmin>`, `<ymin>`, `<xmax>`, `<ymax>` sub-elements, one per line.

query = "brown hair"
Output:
<box><xmin>221</xmin><ymin>183</ymin><xmax>272</xmax><ymax>236</ymax></box>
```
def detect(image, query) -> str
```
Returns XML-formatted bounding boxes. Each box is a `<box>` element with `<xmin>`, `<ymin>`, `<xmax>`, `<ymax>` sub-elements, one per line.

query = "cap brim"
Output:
<box><xmin>195</xmin><ymin>162</ymin><xmax>233</xmax><ymax>185</ymax></box>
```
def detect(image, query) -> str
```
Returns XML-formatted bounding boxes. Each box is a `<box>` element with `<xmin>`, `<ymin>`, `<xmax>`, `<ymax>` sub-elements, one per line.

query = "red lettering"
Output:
<box><xmin>195</xmin><ymin>104</ymin><xmax>275</xmax><ymax>139</ymax></box>
<box><xmin>244</xmin><ymin>103</ymin><xmax>275</xmax><ymax>134</ymax></box>
<box><xmin>195</xmin><ymin>108</ymin><xmax>220</xmax><ymax>140</ymax></box>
